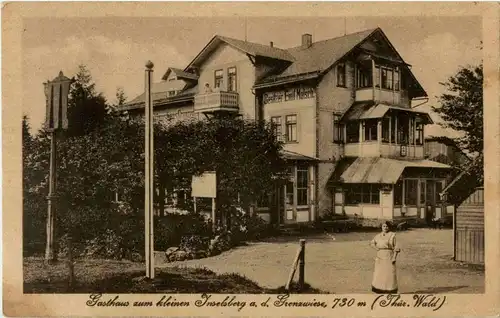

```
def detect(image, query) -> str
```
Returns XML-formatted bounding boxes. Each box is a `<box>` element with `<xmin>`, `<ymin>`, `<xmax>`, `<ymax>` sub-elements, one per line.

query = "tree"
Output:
<box><xmin>115</xmin><ymin>87</ymin><xmax>127</xmax><ymax>106</ymax></box>
<box><xmin>154</xmin><ymin>117</ymin><xmax>287</xmax><ymax>228</ymax></box>
<box><xmin>432</xmin><ymin>64</ymin><xmax>483</xmax><ymax>183</ymax></box>
<box><xmin>66</xmin><ymin>65</ymin><xmax>108</xmax><ymax>136</ymax></box>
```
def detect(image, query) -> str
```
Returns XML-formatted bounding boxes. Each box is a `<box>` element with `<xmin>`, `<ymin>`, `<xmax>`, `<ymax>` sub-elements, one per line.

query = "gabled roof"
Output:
<box><xmin>162</xmin><ymin>67</ymin><xmax>199</xmax><ymax>81</ymax></box>
<box><xmin>275</xmin><ymin>28</ymin><xmax>378</xmax><ymax>79</ymax></box>
<box><xmin>184</xmin><ymin>35</ymin><xmax>295</xmax><ymax>70</ymax></box>
<box><xmin>122</xmin><ymin>85</ymin><xmax>198</xmax><ymax>110</ymax></box>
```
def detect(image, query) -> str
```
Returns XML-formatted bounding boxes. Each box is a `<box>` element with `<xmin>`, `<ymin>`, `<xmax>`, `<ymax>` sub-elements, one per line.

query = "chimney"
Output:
<box><xmin>270</xmin><ymin>41</ymin><xmax>274</xmax><ymax>48</ymax></box>
<box><xmin>302</xmin><ymin>33</ymin><xmax>312</xmax><ymax>48</ymax></box>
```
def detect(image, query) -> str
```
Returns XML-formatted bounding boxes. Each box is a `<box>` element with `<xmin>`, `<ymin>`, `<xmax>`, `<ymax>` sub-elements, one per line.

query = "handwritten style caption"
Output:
<box><xmin>86</xmin><ymin>293</ymin><xmax>446</xmax><ymax>312</ymax></box>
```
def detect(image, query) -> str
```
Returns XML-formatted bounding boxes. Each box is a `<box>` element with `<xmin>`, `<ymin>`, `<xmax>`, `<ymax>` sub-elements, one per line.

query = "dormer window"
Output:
<box><xmin>337</xmin><ymin>63</ymin><xmax>346</xmax><ymax>87</ymax></box>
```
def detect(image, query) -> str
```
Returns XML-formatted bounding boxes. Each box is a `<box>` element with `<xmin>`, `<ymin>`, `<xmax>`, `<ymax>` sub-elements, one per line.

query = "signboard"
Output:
<box><xmin>191</xmin><ymin>172</ymin><xmax>217</xmax><ymax>198</ymax></box>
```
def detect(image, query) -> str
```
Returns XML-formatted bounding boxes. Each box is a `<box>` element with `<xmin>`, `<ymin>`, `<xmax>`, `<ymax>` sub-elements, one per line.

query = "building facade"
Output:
<box><xmin>122</xmin><ymin>28</ymin><xmax>454</xmax><ymax>225</ymax></box>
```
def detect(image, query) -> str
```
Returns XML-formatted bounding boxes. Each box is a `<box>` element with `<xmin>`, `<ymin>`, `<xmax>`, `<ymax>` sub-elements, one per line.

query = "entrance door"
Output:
<box><xmin>425</xmin><ymin>180</ymin><xmax>436</xmax><ymax>224</ymax></box>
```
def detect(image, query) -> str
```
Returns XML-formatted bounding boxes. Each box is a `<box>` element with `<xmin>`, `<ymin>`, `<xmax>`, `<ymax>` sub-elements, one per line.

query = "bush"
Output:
<box><xmin>179</xmin><ymin>235</ymin><xmax>210</xmax><ymax>252</ymax></box>
<box><xmin>227</xmin><ymin>207</ymin><xmax>271</xmax><ymax>243</ymax></box>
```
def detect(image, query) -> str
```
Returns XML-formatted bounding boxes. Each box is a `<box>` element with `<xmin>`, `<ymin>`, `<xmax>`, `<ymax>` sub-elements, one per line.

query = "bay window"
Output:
<box><xmin>364</xmin><ymin>119</ymin><xmax>378</xmax><ymax>141</ymax></box>
<box><xmin>382</xmin><ymin>117</ymin><xmax>390</xmax><ymax>142</ymax></box>
<box><xmin>404</xmin><ymin>179</ymin><xmax>418</xmax><ymax>206</ymax></box>
<box><xmin>356</xmin><ymin>65</ymin><xmax>372</xmax><ymax>88</ymax></box>
<box><xmin>345</xmin><ymin>184</ymin><xmax>380</xmax><ymax>205</ymax></box>
<box><xmin>416</xmin><ymin>122</ymin><xmax>424</xmax><ymax>145</ymax></box>
<box><xmin>346</xmin><ymin>121</ymin><xmax>360</xmax><ymax>143</ymax></box>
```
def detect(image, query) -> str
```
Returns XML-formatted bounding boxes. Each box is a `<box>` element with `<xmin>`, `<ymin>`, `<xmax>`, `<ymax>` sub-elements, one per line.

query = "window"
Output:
<box><xmin>333</xmin><ymin>114</ymin><xmax>344</xmax><ymax>143</ymax></box>
<box><xmin>337</xmin><ymin>63</ymin><xmax>346</xmax><ymax>87</ymax></box>
<box><xmin>285</xmin><ymin>167</ymin><xmax>294</xmax><ymax>205</ymax></box>
<box><xmin>382</xmin><ymin>117</ymin><xmax>390</xmax><ymax>142</ymax></box>
<box><xmin>168</xmin><ymin>90</ymin><xmax>176</xmax><ymax>97</ymax></box>
<box><xmin>419</xmin><ymin>181</ymin><xmax>426</xmax><ymax>205</ymax></box>
<box><xmin>394</xmin><ymin>180</ymin><xmax>403</xmax><ymax>205</ymax></box>
<box><xmin>346</xmin><ymin>121</ymin><xmax>360</xmax><ymax>143</ymax></box>
<box><xmin>227</xmin><ymin>67</ymin><xmax>237</xmax><ymax>92</ymax></box>
<box><xmin>390</xmin><ymin>116</ymin><xmax>396</xmax><ymax>143</ymax></box>
<box><xmin>398</xmin><ymin>116</ymin><xmax>409</xmax><ymax>145</ymax></box>
<box><xmin>214</xmin><ymin>69</ymin><xmax>223</xmax><ymax>89</ymax></box>
<box><xmin>285</xmin><ymin>115</ymin><xmax>297</xmax><ymax>142</ymax></box>
<box><xmin>415</xmin><ymin>122</ymin><xmax>424</xmax><ymax>145</ymax></box>
<box><xmin>381</xmin><ymin>68</ymin><xmax>393</xmax><ymax>90</ymax></box>
<box><xmin>404</xmin><ymin>179</ymin><xmax>418</xmax><ymax>206</ymax></box>
<box><xmin>375</xmin><ymin>66</ymin><xmax>381</xmax><ymax>88</ymax></box>
<box><xmin>257</xmin><ymin>193</ymin><xmax>270</xmax><ymax>208</ymax></box>
<box><xmin>271</xmin><ymin>116</ymin><xmax>282</xmax><ymax>141</ymax></box>
<box><xmin>364</xmin><ymin>119</ymin><xmax>378</xmax><ymax>141</ymax></box>
<box><xmin>345</xmin><ymin>184</ymin><xmax>380</xmax><ymax>205</ymax></box>
<box><xmin>296</xmin><ymin>165</ymin><xmax>309</xmax><ymax>206</ymax></box>
<box><xmin>356</xmin><ymin>65</ymin><xmax>372</xmax><ymax>88</ymax></box>
<box><xmin>394</xmin><ymin>69</ymin><xmax>400</xmax><ymax>91</ymax></box>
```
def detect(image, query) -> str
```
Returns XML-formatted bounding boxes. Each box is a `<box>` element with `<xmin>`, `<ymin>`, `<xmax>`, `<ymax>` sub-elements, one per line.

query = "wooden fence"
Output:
<box><xmin>454</xmin><ymin>187</ymin><xmax>484</xmax><ymax>264</ymax></box>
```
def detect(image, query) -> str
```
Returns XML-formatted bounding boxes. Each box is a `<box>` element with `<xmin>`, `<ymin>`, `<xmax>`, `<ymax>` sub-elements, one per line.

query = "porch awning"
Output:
<box><xmin>280</xmin><ymin>149</ymin><xmax>319</xmax><ymax>161</ymax></box>
<box><xmin>341</xmin><ymin>102</ymin><xmax>433</xmax><ymax>124</ymax></box>
<box><xmin>330</xmin><ymin>157</ymin><xmax>451</xmax><ymax>184</ymax></box>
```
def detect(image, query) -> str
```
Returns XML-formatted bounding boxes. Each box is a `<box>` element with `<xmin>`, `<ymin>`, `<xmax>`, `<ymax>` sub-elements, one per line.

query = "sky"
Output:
<box><xmin>22</xmin><ymin>16</ymin><xmax>482</xmax><ymax>137</ymax></box>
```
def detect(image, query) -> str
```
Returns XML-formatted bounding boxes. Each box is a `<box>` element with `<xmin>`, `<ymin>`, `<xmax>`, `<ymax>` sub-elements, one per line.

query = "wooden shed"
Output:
<box><xmin>453</xmin><ymin>187</ymin><xmax>484</xmax><ymax>264</ymax></box>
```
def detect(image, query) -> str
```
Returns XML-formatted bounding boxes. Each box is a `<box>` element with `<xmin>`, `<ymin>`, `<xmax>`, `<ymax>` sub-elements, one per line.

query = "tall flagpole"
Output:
<box><xmin>145</xmin><ymin>61</ymin><xmax>155</xmax><ymax>279</ymax></box>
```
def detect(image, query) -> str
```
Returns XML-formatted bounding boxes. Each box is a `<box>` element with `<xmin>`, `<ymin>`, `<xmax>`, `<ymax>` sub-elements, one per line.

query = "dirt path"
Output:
<box><xmin>158</xmin><ymin>229</ymin><xmax>484</xmax><ymax>293</ymax></box>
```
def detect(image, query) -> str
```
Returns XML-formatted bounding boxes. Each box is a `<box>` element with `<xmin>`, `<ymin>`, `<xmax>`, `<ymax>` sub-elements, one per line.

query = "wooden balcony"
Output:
<box><xmin>194</xmin><ymin>91</ymin><xmax>239</xmax><ymax>114</ymax></box>
<box><xmin>355</xmin><ymin>88</ymin><xmax>403</xmax><ymax>106</ymax></box>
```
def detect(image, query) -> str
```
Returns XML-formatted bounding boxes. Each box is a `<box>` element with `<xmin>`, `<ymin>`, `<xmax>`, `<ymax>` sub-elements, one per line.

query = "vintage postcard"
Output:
<box><xmin>3</xmin><ymin>1</ymin><xmax>500</xmax><ymax>317</ymax></box>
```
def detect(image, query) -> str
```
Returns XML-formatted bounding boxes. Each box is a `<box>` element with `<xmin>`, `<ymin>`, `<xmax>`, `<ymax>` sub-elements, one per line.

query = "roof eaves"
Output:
<box><xmin>120</xmin><ymin>93</ymin><xmax>195</xmax><ymax>111</ymax></box>
<box><xmin>254</xmin><ymin>71</ymin><xmax>321</xmax><ymax>89</ymax></box>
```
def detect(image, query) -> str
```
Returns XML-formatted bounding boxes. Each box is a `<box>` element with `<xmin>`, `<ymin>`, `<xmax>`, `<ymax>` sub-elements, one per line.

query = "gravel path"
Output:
<box><xmin>158</xmin><ymin>228</ymin><xmax>484</xmax><ymax>294</ymax></box>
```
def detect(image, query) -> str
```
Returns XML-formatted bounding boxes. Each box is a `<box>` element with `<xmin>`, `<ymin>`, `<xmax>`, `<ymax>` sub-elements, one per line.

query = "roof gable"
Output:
<box><xmin>276</xmin><ymin>28</ymin><xmax>377</xmax><ymax>78</ymax></box>
<box><xmin>162</xmin><ymin>67</ymin><xmax>199</xmax><ymax>81</ymax></box>
<box><xmin>184</xmin><ymin>35</ymin><xmax>294</xmax><ymax>71</ymax></box>
<box><xmin>256</xmin><ymin>28</ymin><xmax>426</xmax><ymax>98</ymax></box>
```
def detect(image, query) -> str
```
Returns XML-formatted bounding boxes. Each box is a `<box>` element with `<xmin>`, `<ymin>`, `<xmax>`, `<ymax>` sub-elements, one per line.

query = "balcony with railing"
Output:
<box><xmin>194</xmin><ymin>91</ymin><xmax>239</xmax><ymax>114</ymax></box>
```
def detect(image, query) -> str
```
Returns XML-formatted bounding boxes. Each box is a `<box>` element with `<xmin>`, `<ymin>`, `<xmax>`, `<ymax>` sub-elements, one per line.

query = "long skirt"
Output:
<box><xmin>371</xmin><ymin>250</ymin><xmax>398</xmax><ymax>293</ymax></box>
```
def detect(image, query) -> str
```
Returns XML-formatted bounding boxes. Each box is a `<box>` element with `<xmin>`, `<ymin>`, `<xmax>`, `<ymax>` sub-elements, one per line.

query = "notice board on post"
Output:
<box><xmin>191</xmin><ymin>172</ymin><xmax>217</xmax><ymax>198</ymax></box>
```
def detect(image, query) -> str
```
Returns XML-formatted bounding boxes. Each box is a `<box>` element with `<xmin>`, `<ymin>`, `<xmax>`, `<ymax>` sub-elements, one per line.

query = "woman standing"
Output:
<box><xmin>370</xmin><ymin>221</ymin><xmax>400</xmax><ymax>293</ymax></box>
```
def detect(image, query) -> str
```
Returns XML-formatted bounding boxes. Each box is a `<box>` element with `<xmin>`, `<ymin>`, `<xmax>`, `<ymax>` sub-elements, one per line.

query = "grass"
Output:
<box><xmin>23</xmin><ymin>257</ymin><xmax>324</xmax><ymax>294</ymax></box>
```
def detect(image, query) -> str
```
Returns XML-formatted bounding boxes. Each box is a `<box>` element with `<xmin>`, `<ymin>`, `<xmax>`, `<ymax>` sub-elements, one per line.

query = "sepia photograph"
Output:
<box><xmin>3</xmin><ymin>2</ymin><xmax>500</xmax><ymax>317</ymax></box>
<box><xmin>21</xmin><ymin>14</ymin><xmax>485</xmax><ymax>295</ymax></box>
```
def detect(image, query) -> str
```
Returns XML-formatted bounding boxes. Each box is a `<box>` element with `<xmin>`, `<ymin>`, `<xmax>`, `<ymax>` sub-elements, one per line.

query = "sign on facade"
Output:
<box><xmin>191</xmin><ymin>172</ymin><xmax>217</xmax><ymax>198</ymax></box>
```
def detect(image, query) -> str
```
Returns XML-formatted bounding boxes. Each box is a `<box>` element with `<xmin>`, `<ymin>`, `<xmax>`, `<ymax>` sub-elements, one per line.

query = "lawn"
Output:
<box><xmin>23</xmin><ymin>257</ymin><xmax>322</xmax><ymax>293</ymax></box>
